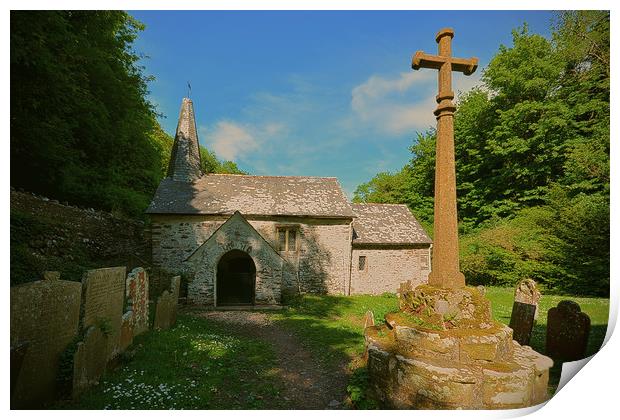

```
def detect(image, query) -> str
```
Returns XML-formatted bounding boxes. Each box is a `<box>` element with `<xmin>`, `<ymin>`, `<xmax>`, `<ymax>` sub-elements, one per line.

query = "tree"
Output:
<box><xmin>11</xmin><ymin>11</ymin><xmax>161</xmax><ymax>217</ymax></box>
<box><xmin>354</xmin><ymin>12</ymin><xmax>610</xmax><ymax>295</ymax></box>
<box><xmin>200</xmin><ymin>146</ymin><xmax>246</xmax><ymax>175</ymax></box>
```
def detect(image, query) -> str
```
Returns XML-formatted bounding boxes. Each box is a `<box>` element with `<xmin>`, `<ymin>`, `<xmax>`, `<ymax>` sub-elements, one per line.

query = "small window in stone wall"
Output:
<box><xmin>358</xmin><ymin>255</ymin><xmax>366</xmax><ymax>271</ymax></box>
<box><xmin>420</xmin><ymin>250</ymin><xmax>429</xmax><ymax>270</ymax></box>
<box><xmin>277</xmin><ymin>227</ymin><xmax>298</xmax><ymax>252</ymax></box>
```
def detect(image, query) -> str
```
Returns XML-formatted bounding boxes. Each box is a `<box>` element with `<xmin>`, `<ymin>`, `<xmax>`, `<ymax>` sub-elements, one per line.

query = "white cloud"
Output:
<box><xmin>351</xmin><ymin>71</ymin><xmax>431</xmax><ymax>112</ymax></box>
<box><xmin>202</xmin><ymin>121</ymin><xmax>258</xmax><ymax>161</ymax></box>
<box><xmin>349</xmin><ymin>70</ymin><xmax>482</xmax><ymax>136</ymax></box>
<box><xmin>201</xmin><ymin>121</ymin><xmax>287</xmax><ymax>162</ymax></box>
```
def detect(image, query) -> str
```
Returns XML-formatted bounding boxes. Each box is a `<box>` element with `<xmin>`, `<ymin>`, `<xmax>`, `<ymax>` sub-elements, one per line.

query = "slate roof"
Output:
<box><xmin>351</xmin><ymin>203</ymin><xmax>432</xmax><ymax>245</ymax></box>
<box><xmin>146</xmin><ymin>174</ymin><xmax>355</xmax><ymax>218</ymax></box>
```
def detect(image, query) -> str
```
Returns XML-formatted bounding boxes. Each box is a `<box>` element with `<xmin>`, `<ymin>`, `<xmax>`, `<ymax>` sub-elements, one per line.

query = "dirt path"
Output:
<box><xmin>192</xmin><ymin>310</ymin><xmax>349</xmax><ymax>409</ymax></box>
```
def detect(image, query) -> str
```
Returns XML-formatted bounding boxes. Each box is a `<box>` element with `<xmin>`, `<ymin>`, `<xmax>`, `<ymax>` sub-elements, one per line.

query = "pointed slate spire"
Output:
<box><xmin>167</xmin><ymin>98</ymin><xmax>202</xmax><ymax>182</ymax></box>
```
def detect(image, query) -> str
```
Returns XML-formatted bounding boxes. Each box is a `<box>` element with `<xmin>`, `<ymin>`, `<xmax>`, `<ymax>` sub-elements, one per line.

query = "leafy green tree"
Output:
<box><xmin>199</xmin><ymin>146</ymin><xmax>246</xmax><ymax>175</ymax></box>
<box><xmin>11</xmin><ymin>11</ymin><xmax>247</xmax><ymax>217</ymax></box>
<box><xmin>11</xmin><ymin>11</ymin><xmax>160</xmax><ymax>217</ymax></box>
<box><xmin>355</xmin><ymin>12</ymin><xmax>609</xmax><ymax>296</ymax></box>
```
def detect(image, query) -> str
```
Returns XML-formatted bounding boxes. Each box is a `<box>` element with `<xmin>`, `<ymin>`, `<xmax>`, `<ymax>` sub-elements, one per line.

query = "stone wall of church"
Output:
<box><xmin>349</xmin><ymin>245</ymin><xmax>431</xmax><ymax>295</ymax></box>
<box><xmin>149</xmin><ymin>214</ymin><xmax>353</xmax><ymax>301</ymax></box>
<box><xmin>185</xmin><ymin>213</ymin><xmax>284</xmax><ymax>305</ymax></box>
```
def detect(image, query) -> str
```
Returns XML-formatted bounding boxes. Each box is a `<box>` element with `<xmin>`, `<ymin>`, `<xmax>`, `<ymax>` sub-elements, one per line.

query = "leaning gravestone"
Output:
<box><xmin>363</xmin><ymin>311</ymin><xmax>375</xmax><ymax>329</ymax></box>
<box><xmin>154</xmin><ymin>276</ymin><xmax>181</xmax><ymax>330</ymax></box>
<box><xmin>126</xmin><ymin>267</ymin><xmax>149</xmax><ymax>336</ymax></box>
<box><xmin>10</xmin><ymin>277</ymin><xmax>82</xmax><ymax>408</ymax></box>
<box><xmin>509</xmin><ymin>279</ymin><xmax>541</xmax><ymax>345</ymax></box>
<box><xmin>73</xmin><ymin>326</ymin><xmax>108</xmax><ymax>397</ymax></box>
<box><xmin>120</xmin><ymin>311</ymin><xmax>134</xmax><ymax>352</ymax></box>
<box><xmin>546</xmin><ymin>300</ymin><xmax>591</xmax><ymax>361</ymax></box>
<box><xmin>81</xmin><ymin>267</ymin><xmax>126</xmax><ymax>362</ymax></box>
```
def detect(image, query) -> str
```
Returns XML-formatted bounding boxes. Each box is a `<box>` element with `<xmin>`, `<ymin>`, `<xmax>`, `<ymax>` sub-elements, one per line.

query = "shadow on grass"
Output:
<box><xmin>270</xmin><ymin>294</ymin><xmax>398</xmax><ymax>368</ymax></box>
<box><xmin>55</xmin><ymin>314</ymin><xmax>290</xmax><ymax>410</ymax></box>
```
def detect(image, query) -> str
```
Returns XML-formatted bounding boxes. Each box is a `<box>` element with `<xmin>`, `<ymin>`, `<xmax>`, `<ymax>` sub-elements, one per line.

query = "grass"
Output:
<box><xmin>273</xmin><ymin>289</ymin><xmax>608</xmax><ymax>368</ymax></box>
<box><xmin>276</xmin><ymin>288</ymin><xmax>609</xmax><ymax>399</ymax></box>
<box><xmin>484</xmin><ymin>286</ymin><xmax>609</xmax><ymax>358</ymax></box>
<box><xmin>63</xmin><ymin>288</ymin><xmax>609</xmax><ymax>409</ymax></box>
<box><xmin>270</xmin><ymin>293</ymin><xmax>400</xmax><ymax>367</ymax></box>
<box><xmin>56</xmin><ymin>315</ymin><xmax>288</xmax><ymax>409</ymax></box>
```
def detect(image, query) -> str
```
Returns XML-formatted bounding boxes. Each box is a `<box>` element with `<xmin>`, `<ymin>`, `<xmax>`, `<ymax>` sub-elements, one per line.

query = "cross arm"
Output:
<box><xmin>412</xmin><ymin>51</ymin><xmax>479</xmax><ymax>76</ymax></box>
<box><xmin>451</xmin><ymin>57</ymin><xmax>479</xmax><ymax>76</ymax></box>
<box><xmin>412</xmin><ymin>51</ymin><xmax>445</xmax><ymax>70</ymax></box>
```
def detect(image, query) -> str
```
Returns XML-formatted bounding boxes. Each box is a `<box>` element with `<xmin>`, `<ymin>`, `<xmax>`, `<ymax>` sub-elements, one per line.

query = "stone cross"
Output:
<box><xmin>411</xmin><ymin>28</ymin><xmax>478</xmax><ymax>289</ymax></box>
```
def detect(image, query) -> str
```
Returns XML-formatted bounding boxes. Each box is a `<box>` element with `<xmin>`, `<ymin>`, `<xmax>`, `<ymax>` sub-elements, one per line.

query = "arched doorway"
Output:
<box><xmin>216</xmin><ymin>250</ymin><xmax>256</xmax><ymax>306</ymax></box>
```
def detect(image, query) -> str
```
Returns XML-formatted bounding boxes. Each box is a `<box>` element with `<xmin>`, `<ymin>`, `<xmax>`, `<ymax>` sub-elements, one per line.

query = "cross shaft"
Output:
<box><xmin>411</xmin><ymin>28</ymin><xmax>478</xmax><ymax>289</ymax></box>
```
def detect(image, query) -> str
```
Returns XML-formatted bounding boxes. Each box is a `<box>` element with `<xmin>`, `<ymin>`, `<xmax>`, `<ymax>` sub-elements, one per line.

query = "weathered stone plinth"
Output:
<box><xmin>365</xmin><ymin>285</ymin><xmax>552</xmax><ymax>409</ymax></box>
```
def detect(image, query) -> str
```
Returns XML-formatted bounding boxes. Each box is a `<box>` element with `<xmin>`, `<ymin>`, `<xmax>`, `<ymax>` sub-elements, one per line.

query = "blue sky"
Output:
<box><xmin>130</xmin><ymin>10</ymin><xmax>555</xmax><ymax>196</ymax></box>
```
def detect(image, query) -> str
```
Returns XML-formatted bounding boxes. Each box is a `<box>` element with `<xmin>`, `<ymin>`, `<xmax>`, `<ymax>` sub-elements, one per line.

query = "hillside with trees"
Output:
<box><xmin>354</xmin><ymin>11</ymin><xmax>609</xmax><ymax>296</ymax></box>
<box><xmin>11</xmin><ymin>11</ymin><xmax>243</xmax><ymax>220</ymax></box>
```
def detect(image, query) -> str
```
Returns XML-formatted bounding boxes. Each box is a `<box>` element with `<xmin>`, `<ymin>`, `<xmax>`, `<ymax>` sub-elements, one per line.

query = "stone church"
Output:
<box><xmin>147</xmin><ymin>98</ymin><xmax>432</xmax><ymax>306</ymax></box>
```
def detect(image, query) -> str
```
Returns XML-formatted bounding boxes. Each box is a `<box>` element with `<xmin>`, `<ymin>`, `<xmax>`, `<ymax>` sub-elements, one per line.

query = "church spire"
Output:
<box><xmin>167</xmin><ymin>98</ymin><xmax>202</xmax><ymax>182</ymax></box>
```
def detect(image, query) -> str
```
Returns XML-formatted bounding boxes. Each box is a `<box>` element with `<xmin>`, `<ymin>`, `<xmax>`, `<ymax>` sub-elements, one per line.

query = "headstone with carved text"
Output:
<box><xmin>81</xmin><ymin>267</ymin><xmax>126</xmax><ymax>362</ymax></box>
<box><xmin>10</xmin><ymin>277</ymin><xmax>81</xmax><ymax>408</ymax></box>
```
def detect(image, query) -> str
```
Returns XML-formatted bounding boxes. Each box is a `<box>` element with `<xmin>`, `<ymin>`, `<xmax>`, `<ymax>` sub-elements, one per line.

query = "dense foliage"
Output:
<box><xmin>354</xmin><ymin>11</ymin><xmax>609</xmax><ymax>296</ymax></box>
<box><xmin>11</xmin><ymin>11</ymin><xmax>243</xmax><ymax>218</ymax></box>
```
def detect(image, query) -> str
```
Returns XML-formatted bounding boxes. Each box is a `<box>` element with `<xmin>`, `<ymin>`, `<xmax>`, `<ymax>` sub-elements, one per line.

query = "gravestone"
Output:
<box><xmin>364</xmin><ymin>310</ymin><xmax>375</xmax><ymax>329</ymax></box>
<box><xmin>514</xmin><ymin>278</ymin><xmax>541</xmax><ymax>318</ymax></box>
<box><xmin>154</xmin><ymin>291</ymin><xmax>174</xmax><ymax>330</ymax></box>
<box><xmin>10</xmin><ymin>278</ymin><xmax>82</xmax><ymax>408</ymax></box>
<box><xmin>126</xmin><ymin>268</ymin><xmax>149</xmax><ymax>327</ymax></box>
<box><xmin>546</xmin><ymin>300</ymin><xmax>591</xmax><ymax>361</ymax></box>
<box><xmin>81</xmin><ymin>267</ymin><xmax>126</xmax><ymax>362</ymax></box>
<box><xmin>10</xmin><ymin>342</ymin><xmax>29</xmax><ymax>397</ymax></box>
<box><xmin>73</xmin><ymin>326</ymin><xmax>108</xmax><ymax>397</ymax></box>
<box><xmin>509</xmin><ymin>279</ymin><xmax>541</xmax><ymax>345</ymax></box>
<box><xmin>154</xmin><ymin>276</ymin><xmax>181</xmax><ymax>330</ymax></box>
<box><xmin>126</xmin><ymin>267</ymin><xmax>149</xmax><ymax>336</ymax></box>
<box><xmin>120</xmin><ymin>311</ymin><xmax>134</xmax><ymax>352</ymax></box>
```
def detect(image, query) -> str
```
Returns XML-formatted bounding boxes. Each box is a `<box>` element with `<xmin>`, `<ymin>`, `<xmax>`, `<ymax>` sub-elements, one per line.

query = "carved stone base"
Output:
<box><xmin>364</xmin><ymin>285</ymin><xmax>553</xmax><ymax>409</ymax></box>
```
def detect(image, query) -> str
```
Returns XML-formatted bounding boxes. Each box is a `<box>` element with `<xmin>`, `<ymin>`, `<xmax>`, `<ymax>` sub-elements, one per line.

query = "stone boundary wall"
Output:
<box><xmin>10</xmin><ymin>189</ymin><xmax>151</xmax><ymax>286</ymax></box>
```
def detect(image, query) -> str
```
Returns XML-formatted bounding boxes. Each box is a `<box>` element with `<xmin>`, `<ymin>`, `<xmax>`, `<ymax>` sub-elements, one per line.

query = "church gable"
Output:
<box><xmin>185</xmin><ymin>211</ymin><xmax>284</xmax><ymax>305</ymax></box>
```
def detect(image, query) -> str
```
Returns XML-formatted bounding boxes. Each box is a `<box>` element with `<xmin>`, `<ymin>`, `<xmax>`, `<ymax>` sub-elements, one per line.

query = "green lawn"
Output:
<box><xmin>274</xmin><ymin>289</ymin><xmax>609</xmax><ymax>367</ymax></box>
<box><xmin>275</xmin><ymin>288</ymin><xmax>609</xmax><ymax>395</ymax></box>
<box><xmin>485</xmin><ymin>286</ymin><xmax>609</xmax><ymax>359</ymax></box>
<box><xmin>62</xmin><ymin>288</ymin><xmax>609</xmax><ymax>409</ymax></box>
<box><xmin>55</xmin><ymin>315</ymin><xmax>288</xmax><ymax>409</ymax></box>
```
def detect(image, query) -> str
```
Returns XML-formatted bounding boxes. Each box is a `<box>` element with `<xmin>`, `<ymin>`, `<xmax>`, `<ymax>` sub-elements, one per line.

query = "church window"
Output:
<box><xmin>277</xmin><ymin>227</ymin><xmax>298</xmax><ymax>252</ymax></box>
<box><xmin>288</xmin><ymin>229</ymin><xmax>297</xmax><ymax>250</ymax></box>
<box><xmin>358</xmin><ymin>255</ymin><xmax>367</xmax><ymax>271</ymax></box>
